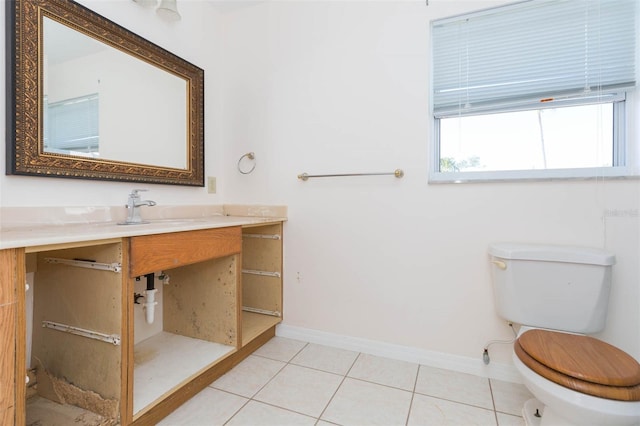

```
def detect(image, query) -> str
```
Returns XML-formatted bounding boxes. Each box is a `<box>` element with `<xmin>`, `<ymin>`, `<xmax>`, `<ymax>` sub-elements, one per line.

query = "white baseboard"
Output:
<box><xmin>276</xmin><ymin>323</ymin><xmax>523</xmax><ymax>384</ymax></box>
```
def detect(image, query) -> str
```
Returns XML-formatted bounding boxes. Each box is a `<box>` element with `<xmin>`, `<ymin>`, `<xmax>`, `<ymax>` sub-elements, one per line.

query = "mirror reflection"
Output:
<box><xmin>8</xmin><ymin>0</ymin><xmax>204</xmax><ymax>186</ymax></box>
<box><xmin>42</xmin><ymin>16</ymin><xmax>188</xmax><ymax>169</ymax></box>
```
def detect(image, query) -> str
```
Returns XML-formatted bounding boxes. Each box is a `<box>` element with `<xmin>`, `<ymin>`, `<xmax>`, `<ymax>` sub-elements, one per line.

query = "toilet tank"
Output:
<box><xmin>488</xmin><ymin>243</ymin><xmax>616</xmax><ymax>334</ymax></box>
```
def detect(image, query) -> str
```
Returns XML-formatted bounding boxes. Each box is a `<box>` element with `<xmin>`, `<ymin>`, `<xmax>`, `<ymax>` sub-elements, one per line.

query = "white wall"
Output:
<box><xmin>2</xmin><ymin>0</ymin><xmax>639</xmax><ymax>371</ymax></box>
<box><xmin>217</xmin><ymin>0</ymin><xmax>640</xmax><ymax>366</ymax></box>
<box><xmin>1</xmin><ymin>0</ymin><xmax>225</xmax><ymax>206</ymax></box>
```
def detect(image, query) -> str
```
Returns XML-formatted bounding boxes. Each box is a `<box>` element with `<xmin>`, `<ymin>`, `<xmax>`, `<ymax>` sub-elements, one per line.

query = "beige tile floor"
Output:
<box><xmin>158</xmin><ymin>337</ymin><xmax>534</xmax><ymax>426</ymax></box>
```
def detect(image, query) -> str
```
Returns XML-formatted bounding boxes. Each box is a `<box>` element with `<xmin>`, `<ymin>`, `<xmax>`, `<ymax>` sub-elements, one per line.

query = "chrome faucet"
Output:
<box><xmin>120</xmin><ymin>189</ymin><xmax>156</xmax><ymax>225</ymax></box>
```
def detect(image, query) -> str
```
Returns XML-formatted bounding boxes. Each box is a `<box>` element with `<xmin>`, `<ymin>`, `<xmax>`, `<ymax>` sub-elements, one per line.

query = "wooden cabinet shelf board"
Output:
<box><xmin>133</xmin><ymin>332</ymin><xmax>235</xmax><ymax>414</ymax></box>
<box><xmin>242</xmin><ymin>312</ymin><xmax>282</xmax><ymax>346</ymax></box>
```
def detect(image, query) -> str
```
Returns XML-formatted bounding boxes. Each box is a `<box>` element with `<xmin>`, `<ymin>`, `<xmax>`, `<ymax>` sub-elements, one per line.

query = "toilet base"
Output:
<box><xmin>522</xmin><ymin>399</ymin><xmax>543</xmax><ymax>426</ymax></box>
<box><xmin>522</xmin><ymin>398</ymin><xmax>640</xmax><ymax>426</ymax></box>
<box><xmin>523</xmin><ymin>398</ymin><xmax>581</xmax><ymax>426</ymax></box>
<box><xmin>514</xmin><ymin>351</ymin><xmax>640</xmax><ymax>426</ymax></box>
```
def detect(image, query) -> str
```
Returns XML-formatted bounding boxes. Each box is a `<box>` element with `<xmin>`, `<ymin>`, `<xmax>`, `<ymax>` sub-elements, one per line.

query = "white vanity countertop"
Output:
<box><xmin>0</xmin><ymin>204</ymin><xmax>287</xmax><ymax>250</ymax></box>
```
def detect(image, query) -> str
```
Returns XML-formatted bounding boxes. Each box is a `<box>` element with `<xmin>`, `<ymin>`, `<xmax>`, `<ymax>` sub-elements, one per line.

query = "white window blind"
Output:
<box><xmin>431</xmin><ymin>0</ymin><xmax>637</xmax><ymax>117</ymax></box>
<box><xmin>44</xmin><ymin>94</ymin><xmax>99</xmax><ymax>151</ymax></box>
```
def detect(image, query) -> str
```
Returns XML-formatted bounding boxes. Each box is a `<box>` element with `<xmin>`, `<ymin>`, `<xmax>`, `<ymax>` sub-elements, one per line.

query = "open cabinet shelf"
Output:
<box><xmin>241</xmin><ymin>223</ymin><xmax>283</xmax><ymax>347</ymax></box>
<box><xmin>133</xmin><ymin>332</ymin><xmax>234</xmax><ymax>414</ymax></box>
<box><xmin>242</xmin><ymin>311</ymin><xmax>282</xmax><ymax>346</ymax></box>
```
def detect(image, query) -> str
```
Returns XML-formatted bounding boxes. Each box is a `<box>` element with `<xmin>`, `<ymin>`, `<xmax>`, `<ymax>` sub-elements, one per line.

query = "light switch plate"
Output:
<box><xmin>207</xmin><ymin>176</ymin><xmax>216</xmax><ymax>194</ymax></box>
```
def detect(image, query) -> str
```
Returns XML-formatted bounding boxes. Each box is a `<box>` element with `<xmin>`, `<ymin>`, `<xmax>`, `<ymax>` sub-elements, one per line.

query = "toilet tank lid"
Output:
<box><xmin>488</xmin><ymin>243</ymin><xmax>616</xmax><ymax>266</ymax></box>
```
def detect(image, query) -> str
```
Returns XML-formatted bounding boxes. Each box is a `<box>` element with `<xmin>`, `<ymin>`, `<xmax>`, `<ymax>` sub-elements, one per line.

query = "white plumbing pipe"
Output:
<box><xmin>143</xmin><ymin>289</ymin><xmax>158</xmax><ymax>324</ymax></box>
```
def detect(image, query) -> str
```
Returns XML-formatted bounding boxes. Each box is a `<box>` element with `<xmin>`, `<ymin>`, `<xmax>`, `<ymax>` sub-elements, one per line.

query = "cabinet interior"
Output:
<box><xmin>15</xmin><ymin>221</ymin><xmax>284</xmax><ymax>425</ymax></box>
<box><xmin>133</xmin><ymin>255</ymin><xmax>239</xmax><ymax>416</ymax></box>
<box><xmin>28</xmin><ymin>242</ymin><xmax>124</xmax><ymax>424</ymax></box>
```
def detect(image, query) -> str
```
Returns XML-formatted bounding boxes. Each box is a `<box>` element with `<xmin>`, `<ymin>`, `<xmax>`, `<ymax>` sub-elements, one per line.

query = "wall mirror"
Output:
<box><xmin>6</xmin><ymin>0</ymin><xmax>205</xmax><ymax>186</ymax></box>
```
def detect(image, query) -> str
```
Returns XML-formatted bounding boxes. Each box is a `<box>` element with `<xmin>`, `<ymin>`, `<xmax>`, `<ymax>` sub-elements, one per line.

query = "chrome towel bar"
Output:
<box><xmin>298</xmin><ymin>169</ymin><xmax>404</xmax><ymax>181</ymax></box>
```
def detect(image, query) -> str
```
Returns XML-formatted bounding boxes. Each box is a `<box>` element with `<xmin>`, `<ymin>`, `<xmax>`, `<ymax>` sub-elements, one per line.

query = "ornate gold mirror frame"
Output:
<box><xmin>6</xmin><ymin>0</ymin><xmax>205</xmax><ymax>186</ymax></box>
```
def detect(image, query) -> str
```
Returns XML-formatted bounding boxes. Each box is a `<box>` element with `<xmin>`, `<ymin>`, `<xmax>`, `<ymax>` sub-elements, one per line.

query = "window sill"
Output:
<box><xmin>428</xmin><ymin>167</ymin><xmax>639</xmax><ymax>184</ymax></box>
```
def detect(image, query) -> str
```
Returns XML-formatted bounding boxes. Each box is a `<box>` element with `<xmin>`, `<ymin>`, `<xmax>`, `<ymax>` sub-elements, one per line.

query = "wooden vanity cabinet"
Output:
<box><xmin>127</xmin><ymin>227</ymin><xmax>242</xmax><ymax>425</ymax></box>
<box><xmin>1</xmin><ymin>220</ymin><xmax>285</xmax><ymax>425</ymax></box>
<box><xmin>127</xmin><ymin>223</ymin><xmax>285</xmax><ymax>425</ymax></box>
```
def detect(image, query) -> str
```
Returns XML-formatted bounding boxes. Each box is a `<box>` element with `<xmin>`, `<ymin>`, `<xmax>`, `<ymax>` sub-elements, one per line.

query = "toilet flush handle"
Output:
<box><xmin>491</xmin><ymin>260</ymin><xmax>507</xmax><ymax>270</ymax></box>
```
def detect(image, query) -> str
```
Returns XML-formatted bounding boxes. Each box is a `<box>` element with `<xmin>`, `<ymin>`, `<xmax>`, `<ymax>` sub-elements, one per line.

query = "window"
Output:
<box><xmin>430</xmin><ymin>0</ymin><xmax>637</xmax><ymax>182</ymax></box>
<box><xmin>44</xmin><ymin>94</ymin><xmax>100</xmax><ymax>155</ymax></box>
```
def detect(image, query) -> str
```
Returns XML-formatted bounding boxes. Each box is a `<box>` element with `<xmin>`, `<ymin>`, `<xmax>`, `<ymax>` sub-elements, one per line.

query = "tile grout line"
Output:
<box><xmin>213</xmin><ymin>339</ymin><xmax>525</xmax><ymax>425</ymax></box>
<box><xmin>488</xmin><ymin>378</ymin><xmax>499</xmax><ymax>426</ymax></box>
<box><xmin>315</xmin><ymin>351</ymin><xmax>363</xmax><ymax>424</ymax></box>
<box><xmin>404</xmin><ymin>364</ymin><xmax>421</xmax><ymax>426</ymax></box>
<box><xmin>251</xmin><ymin>341</ymin><xmax>361</xmax><ymax>424</ymax></box>
<box><xmin>221</xmin><ymin>394</ymin><xmax>252</xmax><ymax>426</ymax></box>
<box><xmin>256</xmin><ymin>344</ymin><xmax>499</xmax><ymax>423</ymax></box>
<box><xmin>222</xmin><ymin>341</ymin><xmax>311</xmax><ymax>425</ymax></box>
<box><xmin>247</xmin><ymin>399</ymin><xmax>319</xmax><ymax>423</ymax></box>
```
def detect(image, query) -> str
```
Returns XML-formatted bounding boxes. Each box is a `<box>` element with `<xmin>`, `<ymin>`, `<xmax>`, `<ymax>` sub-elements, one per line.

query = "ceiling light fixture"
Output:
<box><xmin>156</xmin><ymin>0</ymin><xmax>181</xmax><ymax>21</ymax></box>
<box><xmin>132</xmin><ymin>0</ymin><xmax>181</xmax><ymax>21</ymax></box>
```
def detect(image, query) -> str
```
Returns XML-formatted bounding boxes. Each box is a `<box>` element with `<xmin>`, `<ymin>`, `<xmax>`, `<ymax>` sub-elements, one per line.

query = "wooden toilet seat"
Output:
<box><xmin>515</xmin><ymin>329</ymin><xmax>640</xmax><ymax>401</ymax></box>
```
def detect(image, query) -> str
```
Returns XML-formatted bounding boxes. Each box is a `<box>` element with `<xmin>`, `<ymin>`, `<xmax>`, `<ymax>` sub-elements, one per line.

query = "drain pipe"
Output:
<box><xmin>143</xmin><ymin>273</ymin><xmax>158</xmax><ymax>324</ymax></box>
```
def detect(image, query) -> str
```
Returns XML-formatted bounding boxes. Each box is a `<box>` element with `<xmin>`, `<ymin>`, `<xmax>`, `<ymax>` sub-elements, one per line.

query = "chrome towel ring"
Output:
<box><xmin>238</xmin><ymin>152</ymin><xmax>256</xmax><ymax>174</ymax></box>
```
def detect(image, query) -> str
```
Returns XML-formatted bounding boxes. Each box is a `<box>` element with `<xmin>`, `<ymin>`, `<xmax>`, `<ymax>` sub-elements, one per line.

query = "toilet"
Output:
<box><xmin>488</xmin><ymin>243</ymin><xmax>640</xmax><ymax>426</ymax></box>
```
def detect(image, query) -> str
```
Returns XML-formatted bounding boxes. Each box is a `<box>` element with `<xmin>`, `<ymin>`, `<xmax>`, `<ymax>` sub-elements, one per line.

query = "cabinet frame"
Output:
<box><xmin>241</xmin><ymin>223</ymin><xmax>284</xmax><ymax>345</ymax></box>
<box><xmin>127</xmin><ymin>227</ymin><xmax>243</xmax><ymax>425</ymax></box>
<box><xmin>0</xmin><ymin>248</ymin><xmax>25</xmax><ymax>426</ymax></box>
<box><xmin>2</xmin><ymin>220</ymin><xmax>285</xmax><ymax>425</ymax></box>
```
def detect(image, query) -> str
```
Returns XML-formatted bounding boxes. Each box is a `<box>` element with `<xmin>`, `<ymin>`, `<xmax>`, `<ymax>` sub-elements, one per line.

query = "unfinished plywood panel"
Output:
<box><xmin>32</xmin><ymin>243</ymin><xmax>123</xmax><ymax>404</ymax></box>
<box><xmin>242</xmin><ymin>312</ymin><xmax>281</xmax><ymax>346</ymax></box>
<box><xmin>129</xmin><ymin>227</ymin><xmax>241</xmax><ymax>277</ymax></box>
<box><xmin>26</xmin><ymin>252</ymin><xmax>37</xmax><ymax>273</ymax></box>
<box><xmin>163</xmin><ymin>255</ymin><xmax>239</xmax><ymax>347</ymax></box>
<box><xmin>26</xmin><ymin>396</ymin><xmax>116</xmax><ymax>426</ymax></box>
<box><xmin>35</xmin><ymin>365</ymin><xmax>119</xmax><ymax>420</ymax></box>
<box><xmin>242</xmin><ymin>223</ymin><xmax>282</xmax><ymax>273</ymax></box>
<box><xmin>242</xmin><ymin>274</ymin><xmax>282</xmax><ymax>314</ymax></box>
